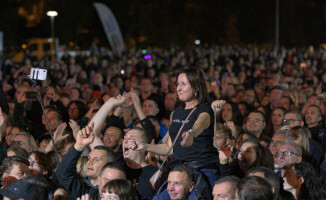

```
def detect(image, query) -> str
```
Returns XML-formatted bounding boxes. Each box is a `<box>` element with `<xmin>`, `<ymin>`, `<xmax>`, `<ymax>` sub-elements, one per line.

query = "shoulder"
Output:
<box><xmin>196</xmin><ymin>102</ymin><xmax>213</xmax><ymax>114</ymax></box>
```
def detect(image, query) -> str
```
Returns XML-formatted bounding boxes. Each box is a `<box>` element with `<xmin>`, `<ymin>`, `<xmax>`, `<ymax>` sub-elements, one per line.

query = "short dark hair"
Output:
<box><xmin>99</xmin><ymin>162</ymin><xmax>126</xmax><ymax>178</ymax></box>
<box><xmin>7</xmin><ymin>146</ymin><xmax>28</xmax><ymax>159</ymax></box>
<box><xmin>23</xmin><ymin>175</ymin><xmax>51</xmax><ymax>200</ymax></box>
<box><xmin>94</xmin><ymin>146</ymin><xmax>117</xmax><ymax>163</ymax></box>
<box><xmin>248</xmin><ymin>167</ymin><xmax>280</xmax><ymax>200</ymax></box>
<box><xmin>214</xmin><ymin>176</ymin><xmax>240</xmax><ymax>200</ymax></box>
<box><xmin>249</xmin><ymin>110</ymin><xmax>266</xmax><ymax>122</ymax></box>
<box><xmin>285</xmin><ymin>109</ymin><xmax>303</xmax><ymax>121</ymax></box>
<box><xmin>102</xmin><ymin>179</ymin><xmax>136</xmax><ymax>200</ymax></box>
<box><xmin>130</xmin><ymin>127</ymin><xmax>150</xmax><ymax>144</ymax></box>
<box><xmin>237</xmin><ymin>176</ymin><xmax>273</xmax><ymax>200</ymax></box>
<box><xmin>0</xmin><ymin>156</ymin><xmax>29</xmax><ymax>185</ymax></box>
<box><xmin>170</xmin><ymin>164</ymin><xmax>195</xmax><ymax>183</ymax></box>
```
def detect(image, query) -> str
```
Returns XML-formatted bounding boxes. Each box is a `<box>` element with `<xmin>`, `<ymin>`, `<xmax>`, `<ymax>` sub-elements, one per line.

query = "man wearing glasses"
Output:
<box><xmin>283</xmin><ymin>109</ymin><xmax>304</xmax><ymax>129</ymax></box>
<box><xmin>277</xmin><ymin>143</ymin><xmax>302</xmax><ymax>169</ymax></box>
<box><xmin>246</xmin><ymin>111</ymin><xmax>271</xmax><ymax>146</ymax></box>
<box><xmin>276</xmin><ymin>142</ymin><xmax>303</xmax><ymax>199</ymax></box>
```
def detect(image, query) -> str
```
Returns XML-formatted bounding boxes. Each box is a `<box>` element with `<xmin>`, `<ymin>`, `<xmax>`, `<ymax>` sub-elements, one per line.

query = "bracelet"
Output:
<box><xmin>187</xmin><ymin>129</ymin><xmax>196</xmax><ymax>138</ymax></box>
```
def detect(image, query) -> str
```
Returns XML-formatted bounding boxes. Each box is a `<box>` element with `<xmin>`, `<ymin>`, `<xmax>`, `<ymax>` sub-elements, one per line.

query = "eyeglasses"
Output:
<box><xmin>247</xmin><ymin>118</ymin><xmax>263</xmax><ymax>123</ymax></box>
<box><xmin>276</xmin><ymin>150</ymin><xmax>299</xmax><ymax>158</ymax></box>
<box><xmin>68</xmin><ymin>108</ymin><xmax>78</xmax><ymax>112</ymax></box>
<box><xmin>10</xmin><ymin>140</ymin><xmax>25</xmax><ymax>147</ymax></box>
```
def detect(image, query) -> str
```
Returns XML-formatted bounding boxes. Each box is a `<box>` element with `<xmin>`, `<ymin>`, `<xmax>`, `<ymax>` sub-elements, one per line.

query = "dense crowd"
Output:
<box><xmin>0</xmin><ymin>45</ymin><xmax>325</xmax><ymax>200</ymax></box>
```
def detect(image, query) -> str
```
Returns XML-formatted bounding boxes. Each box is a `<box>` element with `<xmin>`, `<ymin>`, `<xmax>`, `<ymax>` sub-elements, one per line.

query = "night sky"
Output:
<box><xmin>0</xmin><ymin>0</ymin><xmax>326</xmax><ymax>51</ymax></box>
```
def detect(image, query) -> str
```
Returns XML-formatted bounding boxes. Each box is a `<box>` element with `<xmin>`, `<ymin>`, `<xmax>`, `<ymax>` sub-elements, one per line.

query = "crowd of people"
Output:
<box><xmin>0</xmin><ymin>44</ymin><xmax>325</xmax><ymax>199</ymax></box>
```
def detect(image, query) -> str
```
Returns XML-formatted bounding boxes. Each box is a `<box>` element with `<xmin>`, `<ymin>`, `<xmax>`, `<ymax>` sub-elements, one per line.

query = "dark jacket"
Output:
<box><xmin>56</xmin><ymin>146</ymin><xmax>99</xmax><ymax>200</ymax></box>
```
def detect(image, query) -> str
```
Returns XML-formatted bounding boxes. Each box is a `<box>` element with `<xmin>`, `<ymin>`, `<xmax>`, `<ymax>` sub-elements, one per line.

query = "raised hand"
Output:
<box><xmin>180</xmin><ymin>131</ymin><xmax>194</xmax><ymax>148</ymax></box>
<box><xmin>219</xmin><ymin>143</ymin><xmax>233</xmax><ymax>164</ymax></box>
<box><xmin>127</xmin><ymin>137</ymin><xmax>145</xmax><ymax>151</ymax></box>
<box><xmin>211</xmin><ymin>100</ymin><xmax>226</xmax><ymax>113</ymax></box>
<box><xmin>46</xmin><ymin>86</ymin><xmax>60</xmax><ymax>102</ymax></box>
<box><xmin>77</xmin><ymin>194</ymin><xmax>93</xmax><ymax>200</ymax></box>
<box><xmin>53</xmin><ymin>123</ymin><xmax>69</xmax><ymax>143</ymax></box>
<box><xmin>69</xmin><ymin>119</ymin><xmax>80</xmax><ymax>139</ymax></box>
<box><xmin>74</xmin><ymin>122</ymin><xmax>95</xmax><ymax>151</ymax></box>
<box><xmin>127</xmin><ymin>90</ymin><xmax>141</xmax><ymax>106</ymax></box>
<box><xmin>224</xmin><ymin>121</ymin><xmax>236</xmax><ymax>137</ymax></box>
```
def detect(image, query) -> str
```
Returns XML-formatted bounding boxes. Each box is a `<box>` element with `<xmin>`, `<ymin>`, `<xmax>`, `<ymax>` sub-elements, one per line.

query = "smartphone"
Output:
<box><xmin>282</xmin><ymin>119</ymin><xmax>290</xmax><ymax>126</ymax></box>
<box><xmin>25</xmin><ymin>91</ymin><xmax>38</xmax><ymax>99</ymax></box>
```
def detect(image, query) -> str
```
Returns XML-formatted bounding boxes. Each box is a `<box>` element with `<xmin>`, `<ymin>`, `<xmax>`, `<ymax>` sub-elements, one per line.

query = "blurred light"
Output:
<box><xmin>142</xmin><ymin>49</ymin><xmax>147</xmax><ymax>54</ymax></box>
<box><xmin>144</xmin><ymin>54</ymin><xmax>151</xmax><ymax>60</ymax></box>
<box><xmin>47</xmin><ymin>11</ymin><xmax>58</xmax><ymax>17</ymax></box>
<box><xmin>22</xmin><ymin>44</ymin><xmax>27</xmax><ymax>49</ymax></box>
<box><xmin>194</xmin><ymin>40</ymin><xmax>201</xmax><ymax>45</ymax></box>
<box><xmin>68</xmin><ymin>42</ymin><xmax>74</xmax><ymax>46</ymax></box>
<box><xmin>120</xmin><ymin>69</ymin><xmax>125</xmax><ymax>75</ymax></box>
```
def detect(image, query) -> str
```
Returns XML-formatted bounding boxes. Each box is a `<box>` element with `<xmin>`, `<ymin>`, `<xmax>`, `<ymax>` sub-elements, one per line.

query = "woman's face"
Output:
<box><xmin>5</xmin><ymin>127</ymin><xmax>20</xmax><ymax>146</ymax></box>
<box><xmin>69</xmin><ymin>103</ymin><xmax>80</xmax><ymax>120</ymax></box>
<box><xmin>292</xmin><ymin>130</ymin><xmax>303</xmax><ymax>146</ymax></box>
<box><xmin>282</xmin><ymin>167</ymin><xmax>302</xmax><ymax>192</ymax></box>
<box><xmin>222</xmin><ymin>103</ymin><xmax>232</xmax><ymax>121</ymax></box>
<box><xmin>101</xmin><ymin>192</ymin><xmax>120</xmax><ymax>200</ymax></box>
<box><xmin>238</xmin><ymin>142</ymin><xmax>257</xmax><ymax>172</ymax></box>
<box><xmin>28</xmin><ymin>154</ymin><xmax>46</xmax><ymax>176</ymax></box>
<box><xmin>272</xmin><ymin>109</ymin><xmax>284</xmax><ymax>126</ymax></box>
<box><xmin>177</xmin><ymin>73</ymin><xmax>196</xmax><ymax>103</ymax></box>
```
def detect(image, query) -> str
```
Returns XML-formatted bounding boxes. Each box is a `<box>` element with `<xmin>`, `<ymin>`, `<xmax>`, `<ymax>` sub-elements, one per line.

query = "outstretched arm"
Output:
<box><xmin>88</xmin><ymin>96</ymin><xmax>126</xmax><ymax>137</ymax></box>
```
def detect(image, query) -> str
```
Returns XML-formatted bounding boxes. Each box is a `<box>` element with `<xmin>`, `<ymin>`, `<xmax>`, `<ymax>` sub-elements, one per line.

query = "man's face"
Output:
<box><xmin>103</xmin><ymin>127</ymin><xmax>122</xmax><ymax>151</ymax></box>
<box><xmin>246</xmin><ymin>112</ymin><xmax>265</xmax><ymax>136</ymax></box>
<box><xmin>270</xmin><ymin>89</ymin><xmax>283</xmax><ymax>106</ymax></box>
<box><xmin>142</xmin><ymin>100</ymin><xmax>159</xmax><ymax>116</ymax></box>
<box><xmin>98</xmin><ymin>168</ymin><xmax>126</xmax><ymax>193</ymax></box>
<box><xmin>140</xmin><ymin>79</ymin><xmax>152</xmax><ymax>93</ymax></box>
<box><xmin>284</xmin><ymin>113</ymin><xmax>303</xmax><ymax>128</ymax></box>
<box><xmin>46</xmin><ymin>111</ymin><xmax>62</xmax><ymax>131</ymax></box>
<box><xmin>167</xmin><ymin>171</ymin><xmax>194</xmax><ymax>200</ymax></box>
<box><xmin>305</xmin><ymin>107</ymin><xmax>321</xmax><ymax>127</ymax></box>
<box><xmin>269</xmin><ymin>134</ymin><xmax>286</xmax><ymax>156</ymax></box>
<box><xmin>68</xmin><ymin>103</ymin><xmax>79</xmax><ymax>120</ymax></box>
<box><xmin>244</xmin><ymin>90</ymin><xmax>255</xmax><ymax>105</ymax></box>
<box><xmin>164</xmin><ymin>93</ymin><xmax>177</xmax><ymax>111</ymax></box>
<box><xmin>86</xmin><ymin>150</ymin><xmax>108</xmax><ymax>179</ymax></box>
<box><xmin>212</xmin><ymin>182</ymin><xmax>233</xmax><ymax>200</ymax></box>
<box><xmin>11</xmin><ymin>135</ymin><xmax>32</xmax><ymax>152</ymax></box>
<box><xmin>123</xmin><ymin>130</ymin><xmax>144</xmax><ymax>160</ymax></box>
<box><xmin>277</xmin><ymin>144</ymin><xmax>302</xmax><ymax>168</ymax></box>
<box><xmin>3</xmin><ymin>163</ymin><xmax>29</xmax><ymax>181</ymax></box>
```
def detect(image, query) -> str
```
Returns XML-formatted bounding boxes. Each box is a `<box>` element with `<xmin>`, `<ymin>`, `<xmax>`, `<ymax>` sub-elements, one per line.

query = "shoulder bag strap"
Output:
<box><xmin>159</xmin><ymin>107</ymin><xmax>197</xmax><ymax>170</ymax></box>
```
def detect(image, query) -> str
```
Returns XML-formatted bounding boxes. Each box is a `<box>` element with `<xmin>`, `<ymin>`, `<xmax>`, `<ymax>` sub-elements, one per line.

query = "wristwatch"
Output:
<box><xmin>187</xmin><ymin>129</ymin><xmax>196</xmax><ymax>138</ymax></box>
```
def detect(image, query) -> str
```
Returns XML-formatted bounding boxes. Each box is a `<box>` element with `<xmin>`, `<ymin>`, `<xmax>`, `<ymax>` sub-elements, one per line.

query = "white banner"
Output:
<box><xmin>94</xmin><ymin>2</ymin><xmax>125</xmax><ymax>57</ymax></box>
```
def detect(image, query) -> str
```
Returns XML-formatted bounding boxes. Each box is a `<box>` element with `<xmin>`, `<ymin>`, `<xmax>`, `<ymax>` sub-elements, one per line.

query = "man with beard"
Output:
<box><xmin>246</xmin><ymin>111</ymin><xmax>270</xmax><ymax>145</ymax></box>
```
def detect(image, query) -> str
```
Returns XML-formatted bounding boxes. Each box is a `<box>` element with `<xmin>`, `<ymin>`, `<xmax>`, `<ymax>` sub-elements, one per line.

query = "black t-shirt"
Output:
<box><xmin>125</xmin><ymin>164</ymin><xmax>157</xmax><ymax>200</ymax></box>
<box><xmin>169</xmin><ymin>103</ymin><xmax>218</xmax><ymax>165</ymax></box>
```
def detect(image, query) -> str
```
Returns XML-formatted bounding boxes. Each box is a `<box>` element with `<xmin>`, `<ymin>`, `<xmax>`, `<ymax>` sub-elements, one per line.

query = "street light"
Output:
<box><xmin>47</xmin><ymin>11</ymin><xmax>58</xmax><ymax>39</ymax></box>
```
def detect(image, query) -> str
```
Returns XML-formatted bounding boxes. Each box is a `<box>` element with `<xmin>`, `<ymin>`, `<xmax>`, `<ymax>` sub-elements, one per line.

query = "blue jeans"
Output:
<box><xmin>152</xmin><ymin>168</ymin><xmax>219</xmax><ymax>200</ymax></box>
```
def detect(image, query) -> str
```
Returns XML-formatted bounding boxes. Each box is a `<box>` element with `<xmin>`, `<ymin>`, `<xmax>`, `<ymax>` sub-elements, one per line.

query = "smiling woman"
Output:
<box><xmin>129</xmin><ymin>68</ymin><xmax>219</xmax><ymax>193</ymax></box>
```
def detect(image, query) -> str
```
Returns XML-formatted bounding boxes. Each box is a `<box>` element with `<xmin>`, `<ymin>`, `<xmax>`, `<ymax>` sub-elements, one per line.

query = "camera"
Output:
<box><xmin>28</xmin><ymin>68</ymin><xmax>47</xmax><ymax>81</ymax></box>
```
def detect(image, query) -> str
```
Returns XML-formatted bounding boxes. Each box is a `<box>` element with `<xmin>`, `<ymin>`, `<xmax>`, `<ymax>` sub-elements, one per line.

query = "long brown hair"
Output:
<box><xmin>177</xmin><ymin>68</ymin><xmax>210</xmax><ymax>107</ymax></box>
